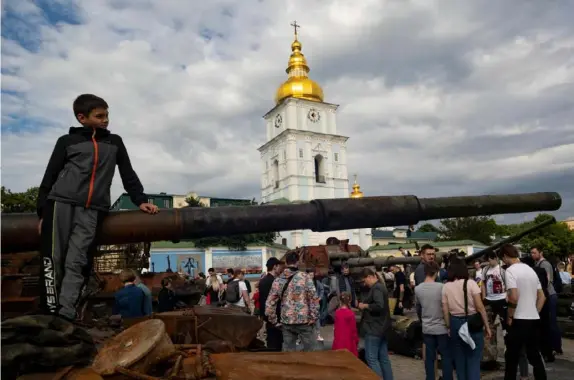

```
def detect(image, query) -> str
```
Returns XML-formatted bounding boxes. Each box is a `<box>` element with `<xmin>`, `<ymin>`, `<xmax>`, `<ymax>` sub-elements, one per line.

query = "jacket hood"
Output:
<box><xmin>69</xmin><ymin>126</ymin><xmax>110</xmax><ymax>137</ymax></box>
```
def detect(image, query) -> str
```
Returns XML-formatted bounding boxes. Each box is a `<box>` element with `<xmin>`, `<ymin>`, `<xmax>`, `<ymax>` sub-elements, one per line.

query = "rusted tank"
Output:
<box><xmin>1</xmin><ymin>192</ymin><xmax>562</xmax><ymax>253</ymax></box>
<box><xmin>153</xmin><ymin>306</ymin><xmax>263</xmax><ymax>348</ymax></box>
<box><xmin>210</xmin><ymin>350</ymin><xmax>379</xmax><ymax>380</ymax></box>
<box><xmin>284</xmin><ymin>217</ymin><xmax>557</xmax><ymax>279</ymax></box>
<box><xmin>0</xmin><ymin>263</ymin><xmax>202</xmax><ymax>320</ymax></box>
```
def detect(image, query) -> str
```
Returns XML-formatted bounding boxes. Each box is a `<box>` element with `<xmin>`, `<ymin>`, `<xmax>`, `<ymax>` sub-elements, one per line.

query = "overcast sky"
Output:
<box><xmin>2</xmin><ymin>0</ymin><xmax>573</xmax><ymax>225</ymax></box>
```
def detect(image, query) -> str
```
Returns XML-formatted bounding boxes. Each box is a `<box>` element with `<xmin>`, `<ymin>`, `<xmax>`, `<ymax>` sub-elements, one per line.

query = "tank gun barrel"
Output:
<box><xmin>331</xmin><ymin>217</ymin><xmax>558</xmax><ymax>270</ymax></box>
<box><xmin>1</xmin><ymin>192</ymin><xmax>561</xmax><ymax>253</ymax></box>
<box><xmin>463</xmin><ymin>217</ymin><xmax>556</xmax><ymax>262</ymax></box>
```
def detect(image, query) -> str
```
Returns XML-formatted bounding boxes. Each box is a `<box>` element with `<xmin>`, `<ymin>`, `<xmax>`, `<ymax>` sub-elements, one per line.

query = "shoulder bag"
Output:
<box><xmin>463</xmin><ymin>279</ymin><xmax>484</xmax><ymax>333</ymax></box>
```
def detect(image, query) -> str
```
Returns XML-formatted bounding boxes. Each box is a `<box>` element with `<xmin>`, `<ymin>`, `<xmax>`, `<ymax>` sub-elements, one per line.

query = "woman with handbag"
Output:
<box><xmin>442</xmin><ymin>257</ymin><xmax>491</xmax><ymax>380</ymax></box>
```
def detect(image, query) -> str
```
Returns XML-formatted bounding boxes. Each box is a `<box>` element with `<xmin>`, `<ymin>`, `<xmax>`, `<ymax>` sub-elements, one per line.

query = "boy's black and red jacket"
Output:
<box><xmin>36</xmin><ymin>126</ymin><xmax>147</xmax><ymax>218</ymax></box>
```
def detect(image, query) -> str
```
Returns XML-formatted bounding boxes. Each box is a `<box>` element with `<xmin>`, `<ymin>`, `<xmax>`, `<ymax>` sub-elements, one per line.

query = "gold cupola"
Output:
<box><xmin>350</xmin><ymin>174</ymin><xmax>364</xmax><ymax>199</ymax></box>
<box><xmin>275</xmin><ymin>22</ymin><xmax>324</xmax><ymax>104</ymax></box>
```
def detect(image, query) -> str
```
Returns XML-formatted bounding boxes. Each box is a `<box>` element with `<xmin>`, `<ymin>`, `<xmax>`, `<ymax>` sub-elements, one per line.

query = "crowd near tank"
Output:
<box><xmin>1</xmin><ymin>191</ymin><xmax>570</xmax><ymax>379</ymax></box>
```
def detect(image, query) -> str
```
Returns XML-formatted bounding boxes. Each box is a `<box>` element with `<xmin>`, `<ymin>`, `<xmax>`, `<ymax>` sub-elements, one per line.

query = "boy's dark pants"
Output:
<box><xmin>40</xmin><ymin>200</ymin><xmax>104</xmax><ymax>320</ymax></box>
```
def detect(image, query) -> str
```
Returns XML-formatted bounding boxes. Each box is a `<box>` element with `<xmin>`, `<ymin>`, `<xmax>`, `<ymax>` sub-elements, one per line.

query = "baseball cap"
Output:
<box><xmin>266</xmin><ymin>257</ymin><xmax>284</xmax><ymax>267</ymax></box>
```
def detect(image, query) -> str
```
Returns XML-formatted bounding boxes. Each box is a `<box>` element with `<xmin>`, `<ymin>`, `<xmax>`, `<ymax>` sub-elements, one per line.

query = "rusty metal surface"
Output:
<box><xmin>284</xmin><ymin>238</ymin><xmax>366</xmax><ymax>277</ymax></box>
<box><xmin>63</xmin><ymin>368</ymin><xmax>103</xmax><ymax>380</ymax></box>
<box><xmin>91</xmin><ymin>319</ymin><xmax>175</xmax><ymax>375</ymax></box>
<box><xmin>1</xmin><ymin>192</ymin><xmax>562</xmax><ymax>253</ymax></box>
<box><xmin>153</xmin><ymin>306</ymin><xmax>263</xmax><ymax>348</ymax></box>
<box><xmin>210</xmin><ymin>350</ymin><xmax>380</xmax><ymax>379</ymax></box>
<box><xmin>93</xmin><ymin>272</ymin><xmax>199</xmax><ymax>297</ymax></box>
<box><xmin>15</xmin><ymin>366</ymin><xmax>74</xmax><ymax>380</ymax></box>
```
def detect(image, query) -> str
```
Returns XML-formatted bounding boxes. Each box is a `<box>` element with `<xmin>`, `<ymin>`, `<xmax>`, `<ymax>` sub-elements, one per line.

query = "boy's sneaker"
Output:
<box><xmin>317</xmin><ymin>334</ymin><xmax>324</xmax><ymax>342</ymax></box>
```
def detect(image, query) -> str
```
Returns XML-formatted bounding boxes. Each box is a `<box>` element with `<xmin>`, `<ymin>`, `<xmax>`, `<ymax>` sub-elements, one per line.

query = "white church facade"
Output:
<box><xmin>258</xmin><ymin>25</ymin><xmax>372</xmax><ymax>250</ymax></box>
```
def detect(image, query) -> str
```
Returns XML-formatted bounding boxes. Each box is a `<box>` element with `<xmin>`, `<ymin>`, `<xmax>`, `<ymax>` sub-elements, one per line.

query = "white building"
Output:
<box><xmin>258</xmin><ymin>28</ymin><xmax>372</xmax><ymax>250</ymax></box>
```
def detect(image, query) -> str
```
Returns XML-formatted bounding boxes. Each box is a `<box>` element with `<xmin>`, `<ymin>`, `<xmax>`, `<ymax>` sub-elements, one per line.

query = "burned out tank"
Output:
<box><xmin>1</xmin><ymin>192</ymin><xmax>562</xmax><ymax>253</ymax></box>
<box><xmin>0</xmin><ymin>192</ymin><xmax>565</xmax><ymax>363</ymax></box>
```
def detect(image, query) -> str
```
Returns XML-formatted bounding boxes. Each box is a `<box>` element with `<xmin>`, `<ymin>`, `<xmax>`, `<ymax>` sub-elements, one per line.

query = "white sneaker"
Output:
<box><xmin>317</xmin><ymin>335</ymin><xmax>324</xmax><ymax>342</ymax></box>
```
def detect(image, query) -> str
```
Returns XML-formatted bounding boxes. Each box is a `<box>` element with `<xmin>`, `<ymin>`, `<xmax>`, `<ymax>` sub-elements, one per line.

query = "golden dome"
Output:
<box><xmin>350</xmin><ymin>174</ymin><xmax>364</xmax><ymax>199</ymax></box>
<box><xmin>275</xmin><ymin>24</ymin><xmax>324</xmax><ymax>104</ymax></box>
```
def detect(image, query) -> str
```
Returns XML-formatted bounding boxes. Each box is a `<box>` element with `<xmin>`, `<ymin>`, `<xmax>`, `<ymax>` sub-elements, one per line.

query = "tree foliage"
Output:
<box><xmin>185</xmin><ymin>196</ymin><xmax>279</xmax><ymax>251</ymax></box>
<box><xmin>1</xmin><ymin>186</ymin><xmax>39</xmax><ymax>213</ymax></box>
<box><xmin>417</xmin><ymin>223</ymin><xmax>439</xmax><ymax>233</ymax></box>
<box><xmin>437</xmin><ymin>216</ymin><xmax>502</xmax><ymax>245</ymax></box>
<box><xmin>505</xmin><ymin>214</ymin><xmax>574</xmax><ymax>258</ymax></box>
<box><xmin>436</xmin><ymin>213</ymin><xmax>574</xmax><ymax>258</ymax></box>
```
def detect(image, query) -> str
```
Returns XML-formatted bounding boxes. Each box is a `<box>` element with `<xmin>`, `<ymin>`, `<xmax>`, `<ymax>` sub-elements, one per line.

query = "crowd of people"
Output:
<box><xmin>110</xmin><ymin>243</ymin><xmax>573</xmax><ymax>380</ymax></box>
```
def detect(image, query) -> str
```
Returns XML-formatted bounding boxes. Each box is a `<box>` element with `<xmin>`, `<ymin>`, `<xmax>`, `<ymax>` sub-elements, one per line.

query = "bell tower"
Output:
<box><xmin>258</xmin><ymin>23</ymin><xmax>371</xmax><ymax>249</ymax></box>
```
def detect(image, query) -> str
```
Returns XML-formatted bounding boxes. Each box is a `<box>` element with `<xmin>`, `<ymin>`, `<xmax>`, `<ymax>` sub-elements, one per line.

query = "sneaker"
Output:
<box><xmin>317</xmin><ymin>335</ymin><xmax>324</xmax><ymax>342</ymax></box>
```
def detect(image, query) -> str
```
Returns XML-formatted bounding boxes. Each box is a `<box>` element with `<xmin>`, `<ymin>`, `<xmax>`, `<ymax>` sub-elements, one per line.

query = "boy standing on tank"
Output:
<box><xmin>36</xmin><ymin>94</ymin><xmax>158</xmax><ymax>321</ymax></box>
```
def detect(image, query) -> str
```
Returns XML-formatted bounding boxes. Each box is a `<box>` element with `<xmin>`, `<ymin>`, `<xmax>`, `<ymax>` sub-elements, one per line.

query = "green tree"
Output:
<box><xmin>437</xmin><ymin>216</ymin><xmax>499</xmax><ymax>245</ymax></box>
<box><xmin>516</xmin><ymin>213</ymin><xmax>574</xmax><ymax>258</ymax></box>
<box><xmin>417</xmin><ymin>223</ymin><xmax>439</xmax><ymax>233</ymax></box>
<box><xmin>185</xmin><ymin>196</ymin><xmax>279</xmax><ymax>250</ymax></box>
<box><xmin>1</xmin><ymin>186</ymin><xmax>39</xmax><ymax>213</ymax></box>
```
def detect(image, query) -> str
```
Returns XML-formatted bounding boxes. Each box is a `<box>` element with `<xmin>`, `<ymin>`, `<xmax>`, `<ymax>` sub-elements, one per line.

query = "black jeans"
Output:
<box><xmin>265</xmin><ymin>322</ymin><xmax>283</xmax><ymax>351</ymax></box>
<box><xmin>484</xmin><ymin>298</ymin><xmax>508</xmax><ymax>330</ymax></box>
<box><xmin>504</xmin><ymin>319</ymin><xmax>547</xmax><ymax>380</ymax></box>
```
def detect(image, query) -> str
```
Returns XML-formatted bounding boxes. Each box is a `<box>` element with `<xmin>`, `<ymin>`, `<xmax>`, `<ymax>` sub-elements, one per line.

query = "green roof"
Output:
<box><xmin>372</xmin><ymin>229</ymin><xmax>438</xmax><ymax>240</ymax></box>
<box><xmin>150</xmin><ymin>240</ymin><xmax>290</xmax><ymax>250</ymax></box>
<box><xmin>368</xmin><ymin>240</ymin><xmax>486</xmax><ymax>252</ymax></box>
<box><xmin>266</xmin><ymin>242</ymin><xmax>290</xmax><ymax>250</ymax></box>
<box><xmin>265</xmin><ymin>198</ymin><xmax>292</xmax><ymax>205</ymax></box>
<box><xmin>151</xmin><ymin>241</ymin><xmax>197</xmax><ymax>249</ymax></box>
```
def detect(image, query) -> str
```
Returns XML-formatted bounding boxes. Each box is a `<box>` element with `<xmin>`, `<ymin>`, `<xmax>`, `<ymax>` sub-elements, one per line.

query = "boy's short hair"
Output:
<box><xmin>119</xmin><ymin>269</ymin><xmax>136</xmax><ymax>283</ymax></box>
<box><xmin>557</xmin><ymin>262</ymin><xmax>566</xmax><ymax>270</ymax></box>
<box><xmin>73</xmin><ymin>94</ymin><xmax>108</xmax><ymax>120</ymax></box>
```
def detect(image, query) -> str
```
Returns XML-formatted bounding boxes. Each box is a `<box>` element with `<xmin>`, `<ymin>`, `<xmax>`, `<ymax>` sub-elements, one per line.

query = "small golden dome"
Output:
<box><xmin>350</xmin><ymin>174</ymin><xmax>364</xmax><ymax>199</ymax></box>
<box><xmin>275</xmin><ymin>24</ymin><xmax>324</xmax><ymax>105</ymax></box>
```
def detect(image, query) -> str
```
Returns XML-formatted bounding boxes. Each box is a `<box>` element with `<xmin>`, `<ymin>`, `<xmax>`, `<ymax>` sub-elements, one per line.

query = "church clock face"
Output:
<box><xmin>308</xmin><ymin>108</ymin><xmax>320</xmax><ymax>123</ymax></box>
<box><xmin>274</xmin><ymin>114</ymin><xmax>283</xmax><ymax>128</ymax></box>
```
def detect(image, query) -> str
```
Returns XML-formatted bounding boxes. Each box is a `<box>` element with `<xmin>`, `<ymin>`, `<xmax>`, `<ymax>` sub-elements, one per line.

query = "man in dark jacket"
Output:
<box><xmin>258</xmin><ymin>257</ymin><xmax>284</xmax><ymax>351</ymax></box>
<box><xmin>358</xmin><ymin>268</ymin><xmax>394</xmax><ymax>380</ymax></box>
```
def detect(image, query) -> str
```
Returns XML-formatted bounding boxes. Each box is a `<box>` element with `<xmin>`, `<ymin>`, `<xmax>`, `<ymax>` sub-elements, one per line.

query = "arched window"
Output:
<box><xmin>272</xmin><ymin>160</ymin><xmax>279</xmax><ymax>189</ymax></box>
<box><xmin>314</xmin><ymin>155</ymin><xmax>325</xmax><ymax>183</ymax></box>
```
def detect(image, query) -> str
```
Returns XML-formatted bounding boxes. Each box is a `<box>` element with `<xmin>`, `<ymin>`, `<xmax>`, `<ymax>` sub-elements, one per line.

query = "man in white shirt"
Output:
<box><xmin>501</xmin><ymin>244</ymin><xmax>547</xmax><ymax>380</ymax></box>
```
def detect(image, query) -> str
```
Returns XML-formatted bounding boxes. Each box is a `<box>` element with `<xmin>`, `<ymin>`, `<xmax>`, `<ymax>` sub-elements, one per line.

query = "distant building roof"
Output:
<box><xmin>150</xmin><ymin>240</ymin><xmax>289</xmax><ymax>250</ymax></box>
<box><xmin>372</xmin><ymin>229</ymin><xmax>438</xmax><ymax>240</ymax></box>
<box><xmin>368</xmin><ymin>239</ymin><xmax>486</xmax><ymax>252</ymax></box>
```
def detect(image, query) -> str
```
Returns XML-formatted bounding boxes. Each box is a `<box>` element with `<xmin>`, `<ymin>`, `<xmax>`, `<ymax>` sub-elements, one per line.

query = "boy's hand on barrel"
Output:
<box><xmin>38</xmin><ymin>219</ymin><xmax>42</xmax><ymax>235</ymax></box>
<box><xmin>139</xmin><ymin>203</ymin><xmax>159</xmax><ymax>214</ymax></box>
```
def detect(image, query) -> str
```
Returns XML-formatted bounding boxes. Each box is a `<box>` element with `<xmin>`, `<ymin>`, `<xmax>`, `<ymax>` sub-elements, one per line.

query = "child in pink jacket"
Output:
<box><xmin>332</xmin><ymin>292</ymin><xmax>359</xmax><ymax>356</ymax></box>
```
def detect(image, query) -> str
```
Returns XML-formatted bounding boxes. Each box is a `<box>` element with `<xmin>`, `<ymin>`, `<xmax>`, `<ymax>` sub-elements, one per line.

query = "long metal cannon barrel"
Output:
<box><xmin>463</xmin><ymin>216</ymin><xmax>556</xmax><ymax>262</ymax></box>
<box><xmin>1</xmin><ymin>192</ymin><xmax>561</xmax><ymax>253</ymax></box>
<box><xmin>332</xmin><ymin>217</ymin><xmax>558</xmax><ymax>269</ymax></box>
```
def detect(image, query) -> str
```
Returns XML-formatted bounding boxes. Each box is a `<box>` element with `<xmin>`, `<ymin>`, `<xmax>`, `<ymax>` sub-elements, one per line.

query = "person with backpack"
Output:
<box><xmin>265</xmin><ymin>252</ymin><xmax>320</xmax><ymax>352</ymax></box>
<box><xmin>531</xmin><ymin>246</ymin><xmax>563</xmax><ymax>355</ymax></box>
<box><xmin>225</xmin><ymin>270</ymin><xmax>251</xmax><ymax>314</ymax></box>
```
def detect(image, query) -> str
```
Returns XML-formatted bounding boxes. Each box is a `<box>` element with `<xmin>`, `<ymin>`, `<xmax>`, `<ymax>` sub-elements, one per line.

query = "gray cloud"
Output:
<box><xmin>1</xmin><ymin>0</ymin><xmax>573</xmax><ymax>226</ymax></box>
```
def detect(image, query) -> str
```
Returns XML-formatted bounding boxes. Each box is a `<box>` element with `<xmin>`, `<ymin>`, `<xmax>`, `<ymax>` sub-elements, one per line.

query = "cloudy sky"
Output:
<box><xmin>2</xmin><ymin>0</ymin><xmax>573</xmax><ymax>225</ymax></box>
